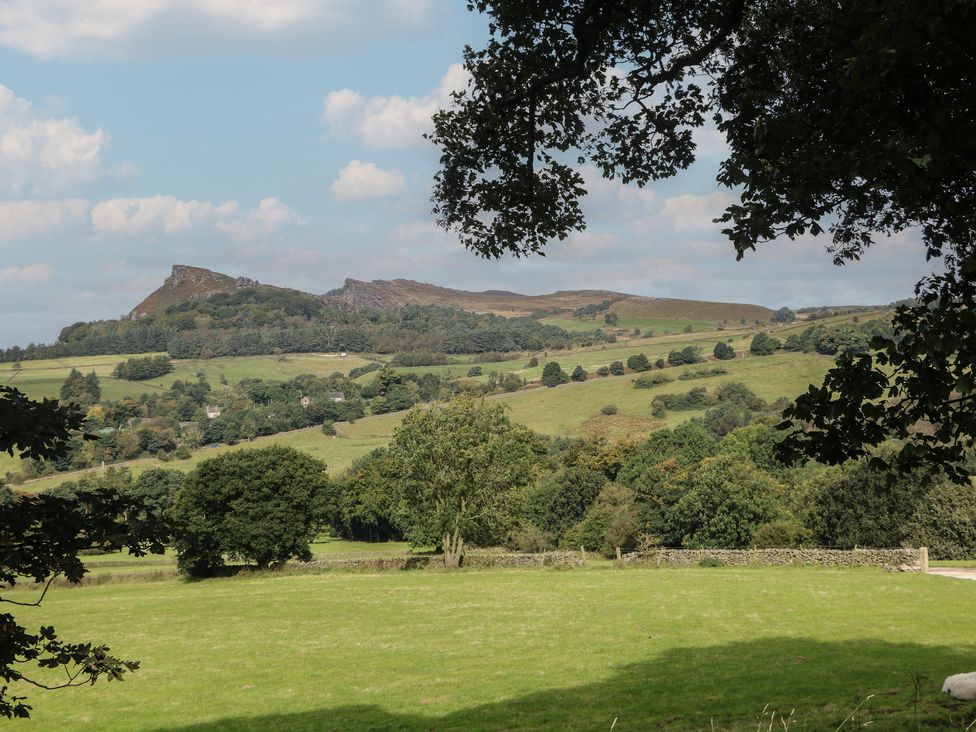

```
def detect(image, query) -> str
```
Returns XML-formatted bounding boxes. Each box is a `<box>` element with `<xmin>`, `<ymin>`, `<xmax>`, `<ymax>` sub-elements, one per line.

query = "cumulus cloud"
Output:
<box><xmin>0</xmin><ymin>198</ymin><xmax>88</xmax><ymax>240</ymax></box>
<box><xmin>0</xmin><ymin>84</ymin><xmax>108</xmax><ymax>194</ymax></box>
<box><xmin>0</xmin><ymin>0</ymin><xmax>439</xmax><ymax>59</ymax></box>
<box><xmin>323</xmin><ymin>64</ymin><xmax>468</xmax><ymax>148</ymax></box>
<box><xmin>331</xmin><ymin>160</ymin><xmax>406</xmax><ymax>200</ymax></box>
<box><xmin>0</xmin><ymin>263</ymin><xmax>53</xmax><ymax>284</ymax></box>
<box><xmin>91</xmin><ymin>195</ymin><xmax>301</xmax><ymax>240</ymax></box>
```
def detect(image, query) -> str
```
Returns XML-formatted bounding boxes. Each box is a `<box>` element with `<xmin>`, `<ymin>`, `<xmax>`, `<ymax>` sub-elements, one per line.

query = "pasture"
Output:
<box><xmin>10</xmin><ymin>351</ymin><xmax>832</xmax><ymax>494</ymax></box>
<box><xmin>7</xmin><ymin>565</ymin><xmax>976</xmax><ymax>730</ymax></box>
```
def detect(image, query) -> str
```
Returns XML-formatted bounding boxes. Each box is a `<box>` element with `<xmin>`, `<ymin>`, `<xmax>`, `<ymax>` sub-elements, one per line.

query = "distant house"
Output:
<box><xmin>328</xmin><ymin>391</ymin><xmax>345</xmax><ymax>402</ymax></box>
<box><xmin>205</xmin><ymin>405</ymin><xmax>221</xmax><ymax>419</ymax></box>
<box><xmin>300</xmin><ymin>396</ymin><xmax>312</xmax><ymax>408</ymax></box>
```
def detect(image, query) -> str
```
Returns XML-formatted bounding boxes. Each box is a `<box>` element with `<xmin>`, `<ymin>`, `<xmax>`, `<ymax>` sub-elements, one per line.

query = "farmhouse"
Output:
<box><xmin>329</xmin><ymin>391</ymin><xmax>345</xmax><ymax>402</ymax></box>
<box><xmin>300</xmin><ymin>396</ymin><xmax>312</xmax><ymax>408</ymax></box>
<box><xmin>204</xmin><ymin>405</ymin><xmax>221</xmax><ymax>419</ymax></box>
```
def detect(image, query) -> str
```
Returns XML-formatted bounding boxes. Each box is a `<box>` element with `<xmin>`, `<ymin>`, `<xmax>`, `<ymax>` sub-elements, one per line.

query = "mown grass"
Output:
<box><xmin>539</xmin><ymin>315</ymin><xmax>717</xmax><ymax>334</ymax></box>
<box><xmin>7</xmin><ymin>566</ymin><xmax>976</xmax><ymax>730</ymax></box>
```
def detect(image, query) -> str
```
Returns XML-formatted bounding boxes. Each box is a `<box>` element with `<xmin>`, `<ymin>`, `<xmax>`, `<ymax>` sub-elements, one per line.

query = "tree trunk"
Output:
<box><xmin>442</xmin><ymin>529</ymin><xmax>464</xmax><ymax>568</ymax></box>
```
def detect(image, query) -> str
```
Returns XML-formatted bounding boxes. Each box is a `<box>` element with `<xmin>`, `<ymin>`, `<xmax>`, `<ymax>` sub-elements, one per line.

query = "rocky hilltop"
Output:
<box><xmin>129</xmin><ymin>265</ymin><xmax>271</xmax><ymax>319</ymax></box>
<box><xmin>329</xmin><ymin>278</ymin><xmax>629</xmax><ymax>316</ymax></box>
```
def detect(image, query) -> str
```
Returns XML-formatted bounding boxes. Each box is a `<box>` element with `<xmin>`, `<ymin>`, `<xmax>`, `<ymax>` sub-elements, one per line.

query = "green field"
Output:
<box><xmin>11</xmin><ymin>351</ymin><xmax>832</xmax><ymax>493</ymax></box>
<box><xmin>540</xmin><ymin>315</ymin><xmax>717</xmax><ymax>335</ymax></box>
<box><xmin>0</xmin><ymin>353</ymin><xmax>377</xmax><ymax>402</ymax></box>
<box><xmin>7</xmin><ymin>566</ymin><xmax>976</xmax><ymax>730</ymax></box>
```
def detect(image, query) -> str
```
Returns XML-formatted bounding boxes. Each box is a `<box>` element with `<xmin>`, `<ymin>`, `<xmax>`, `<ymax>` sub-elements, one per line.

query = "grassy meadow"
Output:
<box><xmin>11</xmin><ymin>350</ymin><xmax>832</xmax><ymax>494</ymax></box>
<box><xmin>7</xmin><ymin>565</ymin><xmax>976</xmax><ymax>731</ymax></box>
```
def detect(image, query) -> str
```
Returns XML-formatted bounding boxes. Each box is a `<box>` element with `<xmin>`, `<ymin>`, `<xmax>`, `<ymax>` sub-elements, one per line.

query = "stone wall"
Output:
<box><xmin>622</xmin><ymin>547</ymin><xmax>923</xmax><ymax>570</ymax></box>
<box><xmin>296</xmin><ymin>551</ymin><xmax>583</xmax><ymax>572</ymax></box>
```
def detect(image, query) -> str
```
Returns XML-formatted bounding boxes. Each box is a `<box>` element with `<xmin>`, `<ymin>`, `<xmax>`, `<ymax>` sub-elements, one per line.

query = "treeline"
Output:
<box><xmin>113</xmin><ymin>355</ymin><xmax>173</xmax><ymax>381</ymax></box>
<box><xmin>325</xmin><ymin>394</ymin><xmax>976</xmax><ymax>560</ymax></box>
<box><xmin>0</xmin><ymin>289</ymin><xmax>607</xmax><ymax>362</ymax></box>
<box><xmin>782</xmin><ymin>319</ymin><xmax>892</xmax><ymax>355</ymax></box>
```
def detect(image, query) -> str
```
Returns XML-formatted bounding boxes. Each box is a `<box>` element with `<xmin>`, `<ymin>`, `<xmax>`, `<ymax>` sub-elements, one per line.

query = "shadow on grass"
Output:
<box><xmin>160</xmin><ymin>637</ymin><xmax>976</xmax><ymax>731</ymax></box>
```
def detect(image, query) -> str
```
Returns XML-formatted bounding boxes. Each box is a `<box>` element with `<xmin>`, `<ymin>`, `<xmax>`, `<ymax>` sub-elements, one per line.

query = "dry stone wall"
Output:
<box><xmin>297</xmin><ymin>551</ymin><xmax>583</xmax><ymax>572</ymax></box>
<box><xmin>622</xmin><ymin>547</ymin><xmax>923</xmax><ymax>570</ymax></box>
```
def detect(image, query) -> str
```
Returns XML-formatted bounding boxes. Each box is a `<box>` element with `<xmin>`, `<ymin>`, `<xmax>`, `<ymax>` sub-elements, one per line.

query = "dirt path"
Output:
<box><xmin>928</xmin><ymin>568</ymin><xmax>976</xmax><ymax>581</ymax></box>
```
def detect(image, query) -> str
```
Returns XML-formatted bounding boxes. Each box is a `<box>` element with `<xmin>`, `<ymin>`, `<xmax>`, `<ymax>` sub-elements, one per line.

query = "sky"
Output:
<box><xmin>0</xmin><ymin>1</ymin><xmax>936</xmax><ymax>348</ymax></box>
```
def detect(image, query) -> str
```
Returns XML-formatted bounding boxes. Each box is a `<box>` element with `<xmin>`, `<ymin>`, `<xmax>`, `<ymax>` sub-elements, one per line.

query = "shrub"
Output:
<box><xmin>626</xmin><ymin>353</ymin><xmax>651</xmax><ymax>372</ymax></box>
<box><xmin>713</xmin><ymin>341</ymin><xmax>736</xmax><ymax>360</ymax></box>
<box><xmin>321</xmin><ymin>420</ymin><xmax>337</xmax><ymax>436</ymax></box>
<box><xmin>608</xmin><ymin>360</ymin><xmax>625</xmax><ymax>375</ymax></box>
<box><xmin>505</xmin><ymin>523</ymin><xmax>555</xmax><ymax>553</ymax></box>
<box><xmin>571</xmin><ymin>365</ymin><xmax>588</xmax><ymax>382</ymax></box>
<box><xmin>698</xmin><ymin>557</ymin><xmax>724</xmax><ymax>567</ymax></box>
<box><xmin>633</xmin><ymin>373</ymin><xmax>673</xmax><ymax>388</ymax></box>
<box><xmin>667</xmin><ymin>346</ymin><xmax>703</xmax><ymax>366</ymax></box>
<box><xmin>562</xmin><ymin>483</ymin><xmax>637</xmax><ymax>558</ymax></box>
<box><xmin>113</xmin><ymin>355</ymin><xmax>173</xmax><ymax>381</ymax></box>
<box><xmin>467</xmin><ymin>366</ymin><xmax>483</xmax><ymax>377</ymax></box>
<box><xmin>652</xmin><ymin>386</ymin><xmax>715</xmax><ymax>411</ymax></box>
<box><xmin>750</xmin><ymin>332</ymin><xmax>782</xmax><ymax>356</ymax></box>
<box><xmin>751</xmin><ymin>519</ymin><xmax>804</xmax><ymax>548</ymax></box>
<box><xmin>541</xmin><ymin>361</ymin><xmax>569</xmax><ymax>387</ymax></box>
<box><xmin>390</xmin><ymin>352</ymin><xmax>449</xmax><ymax>367</ymax></box>
<box><xmin>678</xmin><ymin>367</ymin><xmax>728</xmax><ymax>381</ymax></box>
<box><xmin>601</xmin><ymin>404</ymin><xmax>618</xmax><ymax>415</ymax></box>
<box><xmin>596</xmin><ymin>365</ymin><xmax>610</xmax><ymax>377</ymax></box>
<box><xmin>654</xmin><ymin>358</ymin><xmax>666</xmax><ymax>369</ymax></box>
<box><xmin>526</xmin><ymin>356</ymin><xmax>539</xmax><ymax>368</ymax></box>
<box><xmin>903</xmin><ymin>480</ymin><xmax>976</xmax><ymax>560</ymax></box>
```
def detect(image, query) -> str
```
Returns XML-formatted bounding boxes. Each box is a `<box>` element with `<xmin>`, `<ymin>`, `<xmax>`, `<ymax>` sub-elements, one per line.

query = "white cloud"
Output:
<box><xmin>657</xmin><ymin>192</ymin><xmax>736</xmax><ymax>232</ymax></box>
<box><xmin>0</xmin><ymin>1</ymin><xmax>438</xmax><ymax>59</ymax></box>
<box><xmin>323</xmin><ymin>64</ymin><xmax>468</xmax><ymax>148</ymax></box>
<box><xmin>0</xmin><ymin>84</ymin><xmax>108</xmax><ymax>194</ymax></box>
<box><xmin>331</xmin><ymin>160</ymin><xmax>405</xmax><ymax>201</ymax></box>
<box><xmin>0</xmin><ymin>198</ymin><xmax>88</xmax><ymax>240</ymax></box>
<box><xmin>559</xmin><ymin>231</ymin><xmax>615</xmax><ymax>260</ymax></box>
<box><xmin>91</xmin><ymin>195</ymin><xmax>301</xmax><ymax>239</ymax></box>
<box><xmin>0</xmin><ymin>263</ymin><xmax>53</xmax><ymax>284</ymax></box>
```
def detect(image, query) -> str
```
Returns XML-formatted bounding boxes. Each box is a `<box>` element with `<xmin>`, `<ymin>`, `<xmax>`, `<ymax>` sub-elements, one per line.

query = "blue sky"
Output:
<box><xmin>0</xmin><ymin>1</ymin><xmax>934</xmax><ymax>348</ymax></box>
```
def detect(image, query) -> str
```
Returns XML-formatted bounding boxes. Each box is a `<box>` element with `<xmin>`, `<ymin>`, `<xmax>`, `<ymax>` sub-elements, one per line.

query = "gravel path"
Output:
<box><xmin>928</xmin><ymin>568</ymin><xmax>976</xmax><ymax>581</ymax></box>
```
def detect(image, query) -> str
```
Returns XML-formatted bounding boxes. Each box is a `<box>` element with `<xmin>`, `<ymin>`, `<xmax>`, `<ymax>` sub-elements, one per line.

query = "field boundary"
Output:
<box><xmin>623</xmin><ymin>547</ymin><xmax>925</xmax><ymax>570</ymax></box>
<box><xmin>297</xmin><ymin>551</ymin><xmax>584</xmax><ymax>571</ymax></box>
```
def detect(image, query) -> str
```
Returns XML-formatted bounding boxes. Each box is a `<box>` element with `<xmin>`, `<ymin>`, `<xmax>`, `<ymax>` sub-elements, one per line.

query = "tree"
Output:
<box><xmin>749</xmin><ymin>332</ymin><xmax>781</xmax><ymax>356</ymax></box>
<box><xmin>170</xmin><ymin>446</ymin><xmax>329</xmax><ymax>576</ymax></box>
<box><xmin>603</xmin><ymin>312</ymin><xmax>618</xmax><ymax>326</ymax></box>
<box><xmin>59</xmin><ymin>369</ymin><xmax>101</xmax><ymax>408</ymax></box>
<box><xmin>570</xmin><ymin>364</ymin><xmax>587</xmax><ymax>382</ymax></box>
<box><xmin>608</xmin><ymin>360</ymin><xmax>625</xmax><ymax>376</ymax></box>
<box><xmin>667</xmin><ymin>346</ymin><xmax>702</xmax><ymax>366</ymax></box>
<box><xmin>770</xmin><ymin>307</ymin><xmax>796</xmax><ymax>323</ymax></box>
<box><xmin>626</xmin><ymin>353</ymin><xmax>650</xmax><ymax>372</ymax></box>
<box><xmin>0</xmin><ymin>386</ymin><xmax>164</xmax><ymax>719</ymax></box>
<box><xmin>388</xmin><ymin>396</ymin><xmax>538</xmax><ymax>567</ymax></box>
<box><xmin>541</xmin><ymin>361</ymin><xmax>568</xmax><ymax>387</ymax></box>
<box><xmin>713</xmin><ymin>341</ymin><xmax>735</xmax><ymax>361</ymax></box>
<box><xmin>430</xmin><ymin>0</ymin><xmax>976</xmax><ymax>479</ymax></box>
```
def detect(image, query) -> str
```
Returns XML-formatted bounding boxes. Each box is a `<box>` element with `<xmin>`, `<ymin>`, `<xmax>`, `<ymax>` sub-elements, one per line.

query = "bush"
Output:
<box><xmin>595</xmin><ymin>365</ymin><xmax>610</xmax><ymax>377</ymax></box>
<box><xmin>526</xmin><ymin>356</ymin><xmax>539</xmax><ymax>368</ymax></box>
<box><xmin>171</xmin><ymin>446</ymin><xmax>329</xmax><ymax>576</ymax></box>
<box><xmin>562</xmin><ymin>483</ymin><xmax>637</xmax><ymax>558</ymax></box>
<box><xmin>751</xmin><ymin>519</ymin><xmax>804</xmax><ymax>548</ymax></box>
<box><xmin>505</xmin><ymin>523</ymin><xmax>555</xmax><ymax>553</ymax></box>
<box><xmin>626</xmin><ymin>353</ymin><xmax>651</xmax><ymax>372</ymax></box>
<box><xmin>633</xmin><ymin>373</ymin><xmax>673</xmax><ymax>388</ymax></box>
<box><xmin>571</xmin><ymin>365</ymin><xmax>588</xmax><ymax>382</ymax></box>
<box><xmin>467</xmin><ymin>366</ymin><xmax>483</xmax><ymax>377</ymax></box>
<box><xmin>678</xmin><ymin>367</ymin><xmax>728</xmax><ymax>381</ymax></box>
<box><xmin>321</xmin><ymin>420</ymin><xmax>337</xmax><ymax>436</ymax></box>
<box><xmin>750</xmin><ymin>332</ymin><xmax>782</xmax><ymax>356</ymax></box>
<box><xmin>667</xmin><ymin>346</ymin><xmax>703</xmax><ymax>366</ymax></box>
<box><xmin>654</xmin><ymin>358</ymin><xmax>666</xmax><ymax>369</ymax></box>
<box><xmin>713</xmin><ymin>341</ymin><xmax>736</xmax><ymax>360</ymax></box>
<box><xmin>652</xmin><ymin>386</ymin><xmax>715</xmax><ymax>411</ymax></box>
<box><xmin>601</xmin><ymin>404</ymin><xmax>618</xmax><ymax>415</ymax></box>
<box><xmin>608</xmin><ymin>360</ymin><xmax>625</xmax><ymax>375</ymax></box>
<box><xmin>390</xmin><ymin>352</ymin><xmax>449</xmax><ymax>367</ymax></box>
<box><xmin>698</xmin><ymin>557</ymin><xmax>724</xmax><ymax>567</ymax></box>
<box><xmin>541</xmin><ymin>361</ymin><xmax>569</xmax><ymax>387</ymax></box>
<box><xmin>113</xmin><ymin>355</ymin><xmax>173</xmax><ymax>381</ymax></box>
<box><xmin>904</xmin><ymin>480</ymin><xmax>976</xmax><ymax>559</ymax></box>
